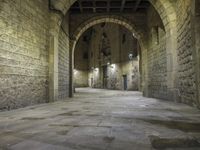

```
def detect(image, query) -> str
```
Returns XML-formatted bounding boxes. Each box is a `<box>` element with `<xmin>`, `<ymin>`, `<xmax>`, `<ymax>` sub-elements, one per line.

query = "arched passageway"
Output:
<box><xmin>51</xmin><ymin>0</ymin><xmax>179</xmax><ymax>101</ymax></box>
<box><xmin>47</xmin><ymin>0</ymin><xmax>200</xmax><ymax>108</ymax></box>
<box><xmin>73</xmin><ymin>22</ymin><xmax>142</xmax><ymax>91</ymax></box>
<box><xmin>66</xmin><ymin>0</ymin><xmax>176</xmax><ymax>102</ymax></box>
<box><xmin>1</xmin><ymin>0</ymin><xmax>199</xmax><ymax>109</ymax></box>
<box><xmin>70</xmin><ymin>16</ymin><xmax>146</xmax><ymax>95</ymax></box>
<box><xmin>0</xmin><ymin>0</ymin><xmax>200</xmax><ymax>149</ymax></box>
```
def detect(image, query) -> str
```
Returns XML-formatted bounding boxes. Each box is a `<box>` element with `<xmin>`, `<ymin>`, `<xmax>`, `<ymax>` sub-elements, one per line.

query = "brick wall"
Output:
<box><xmin>0</xmin><ymin>0</ymin><xmax>50</xmax><ymax>110</ymax></box>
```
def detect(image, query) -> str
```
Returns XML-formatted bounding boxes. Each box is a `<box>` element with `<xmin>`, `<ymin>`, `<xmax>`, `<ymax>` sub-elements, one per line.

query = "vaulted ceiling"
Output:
<box><xmin>70</xmin><ymin>0</ymin><xmax>150</xmax><ymax>14</ymax></box>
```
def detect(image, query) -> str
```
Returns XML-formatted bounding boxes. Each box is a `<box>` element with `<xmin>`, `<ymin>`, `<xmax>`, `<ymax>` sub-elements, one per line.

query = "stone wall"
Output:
<box><xmin>74</xmin><ymin>30</ymin><xmax>90</xmax><ymax>87</ymax></box>
<box><xmin>147</xmin><ymin>6</ymin><xmax>168</xmax><ymax>99</ymax></box>
<box><xmin>74</xmin><ymin>70</ymin><xmax>88</xmax><ymax>87</ymax></box>
<box><xmin>176</xmin><ymin>0</ymin><xmax>197</xmax><ymax>106</ymax></box>
<box><xmin>194</xmin><ymin>0</ymin><xmax>200</xmax><ymax>107</ymax></box>
<box><xmin>0</xmin><ymin>0</ymin><xmax>50</xmax><ymax>110</ymax></box>
<box><xmin>148</xmin><ymin>28</ymin><xmax>167</xmax><ymax>99</ymax></box>
<box><xmin>58</xmin><ymin>18</ymin><xmax>70</xmax><ymax>99</ymax></box>
<box><xmin>75</xmin><ymin>23</ymin><xmax>140</xmax><ymax>90</ymax></box>
<box><xmin>69</xmin><ymin>13</ymin><xmax>147</xmax><ymax>39</ymax></box>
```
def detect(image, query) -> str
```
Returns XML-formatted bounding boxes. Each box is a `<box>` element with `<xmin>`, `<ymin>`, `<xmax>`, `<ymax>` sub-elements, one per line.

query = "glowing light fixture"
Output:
<box><xmin>111</xmin><ymin>64</ymin><xmax>115</xmax><ymax>69</ymax></box>
<box><xmin>73</xmin><ymin>69</ymin><xmax>78</xmax><ymax>75</ymax></box>
<box><xmin>95</xmin><ymin>68</ymin><xmax>99</xmax><ymax>72</ymax></box>
<box><xmin>129</xmin><ymin>53</ymin><xmax>133</xmax><ymax>60</ymax></box>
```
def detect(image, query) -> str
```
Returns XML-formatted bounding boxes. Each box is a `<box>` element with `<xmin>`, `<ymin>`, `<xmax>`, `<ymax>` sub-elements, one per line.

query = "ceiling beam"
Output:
<box><xmin>134</xmin><ymin>0</ymin><xmax>142</xmax><ymax>12</ymax></box>
<box><xmin>78</xmin><ymin>0</ymin><xmax>83</xmax><ymax>13</ymax></box>
<box><xmin>93</xmin><ymin>0</ymin><xmax>96</xmax><ymax>13</ymax></box>
<box><xmin>107</xmin><ymin>0</ymin><xmax>110</xmax><ymax>12</ymax></box>
<box><xmin>120</xmin><ymin>0</ymin><xmax>126</xmax><ymax>12</ymax></box>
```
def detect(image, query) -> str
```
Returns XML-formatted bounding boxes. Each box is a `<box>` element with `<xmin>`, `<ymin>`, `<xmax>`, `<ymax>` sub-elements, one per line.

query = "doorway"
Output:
<box><xmin>123</xmin><ymin>75</ymin><xmax>128</xmax><ymax>90</ymax></box>
<box><xmin>103</xmin><ymin>66</ymin><xmax>108</xmax><ymax>89</ymax></box>
<box><xmin>91</xmin><ymin>78</ymin><xmax>93</xmax><ymax>87</ymax></box>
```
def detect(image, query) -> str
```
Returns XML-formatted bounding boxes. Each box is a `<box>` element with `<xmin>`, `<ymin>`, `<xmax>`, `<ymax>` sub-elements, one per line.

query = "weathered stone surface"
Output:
<box><xmin>0</xmin><ymin>88</ymin><xmax>200</xmax><ymax>150</ymax></box>
<box><xmin>0</xmin><ymin>0</ymin><xmax>200</xmax><ymax>110</ymax></box>
<box><xmin>58</xmin><ymin>24</ymin><xmax>70</xmax><ymax>99</ymax></box>
<box><xmin>0</xmin><ymin>0</ymin><xmax>50</xmax><ymax>110</ymax></box>
<box><xmin>176</xmin><ymin>1</ymin><xmax>197</xmax><ymax>106</ymax></box>
<box><xmin>74</xmin><ymin>23</ymin><xmax>140</xmax><ymax>90</ymax></box>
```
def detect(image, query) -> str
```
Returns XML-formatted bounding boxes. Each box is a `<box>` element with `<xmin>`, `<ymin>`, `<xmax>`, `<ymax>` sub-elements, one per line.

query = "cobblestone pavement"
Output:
<box><xmin>0</xmin><ymin>88</ymin><xmax>200</xmax><ymax>150</ymax></box>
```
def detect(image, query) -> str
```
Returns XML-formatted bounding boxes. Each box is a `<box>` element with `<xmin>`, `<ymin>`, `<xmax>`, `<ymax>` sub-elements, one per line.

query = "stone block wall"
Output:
<box><xmin>148</xmin><ymin>28</ymin><xmax>167</xmax><ymax>99</ymax></box>
<box><xmin>74</xmin><ymin>70</ymin><xmax>88</xmax><ymax>87</ymax></box>
<box><xmin>75</xmin><ymin>23</ymin><xmax>140</xmax><ymax>90</ymax></box>
<box><xmin>195</xmin><ymin>0</ymin><xmax>200</xmax><ymax>107</ymax></box>
<box><xmin>176</xmin><ymin>1</ymin><xmax>197</xmax><ymax>106</ymax></box>
<box><xmin>69</xmin><ymin>13</ymin><xmax>147</xmax><ymax>39</ymax></box>
<box><xmin>74</xmin><ymin>30</ymin><xmax>90</xmax><ymax>87</ymax></box>
<box><xmin>58</xmin><ymin>27</ymin><xmax>70</xmax><ymax>99</ymax></box>
<box><xmin>147</xmin><ymin>6</ymin><xmax>168</xmax><ymax>99</ymax></box>
<box><xmin>0</xmin><ymin>0</ymin><xmax>50</xmax><ymax>110</ymax></box>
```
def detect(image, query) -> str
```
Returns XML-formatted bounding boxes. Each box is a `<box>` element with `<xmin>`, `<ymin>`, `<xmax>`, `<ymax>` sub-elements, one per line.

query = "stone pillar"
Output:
<box><xmin>165</xmin><ymin>21</ymin><xmax>179</xmax><ymax>101</ymax></box>
<box><xmin>69</xmin><ymin>39</ymin><xmax>76</xmax><ymax>97</ymax></box>
<box><xmin>49</xmin><ymin>13</ymin><xmax>62</xmax><ymax>102</ymax></box>
<box><xmin>195</xmin><ymin>0</ymin><xmax>200</xmax><ymax>107</ymax></box>
<box><xmin>192</xmin><ymin>0</ymin><xmax>200</xmax><ymax>107</ymax></box>
<box><xmin>139</xmin><ymin>36</ymin><xmax>149</xmax><ymax>97</ymax></box>
<box><xmin>143</xmin><ymin>47</ymin><xmax>149</xmax><ymax>97</ymax></box>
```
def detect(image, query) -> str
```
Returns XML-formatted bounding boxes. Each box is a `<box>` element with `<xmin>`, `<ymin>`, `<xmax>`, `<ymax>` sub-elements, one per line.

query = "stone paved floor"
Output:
<box><xmin>0</xmin><ymin>88</ymin><xmax>200</xmax><ymax>150</ymax></box>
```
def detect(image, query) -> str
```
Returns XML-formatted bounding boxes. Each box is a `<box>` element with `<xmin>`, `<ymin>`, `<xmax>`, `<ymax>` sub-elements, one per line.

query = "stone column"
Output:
<box><xmin>49</xmin><ymin>13</ymin><xmax>62</xmax><ymax>102</ymax></box>
<box><xmin>139</xmin><ymin>36</ymin><xmax>149</xmax><ymax>97</ymax></box>
<box><xmin>143</xmin><ymin>47</ymin><xmax>149</xmax><ymax>97</ymax></box>
<box><xmin>69</xmin><ymin>39</ymin><xmax>76</xmax><ymax>97</ymax></box>
<box><xmin>195</xmin><ymin>0</ymin><xmax>200</xmax><ymax>107</ymax></box>
<box><xmin>165</xmin><ymin>21</ymin><xmax>179</xmax><ymax>101</ymax></box>
<box><xmin>192</xmin><ymin>0</ymin><xmax>200</xmax><ymax>107</ymax></box>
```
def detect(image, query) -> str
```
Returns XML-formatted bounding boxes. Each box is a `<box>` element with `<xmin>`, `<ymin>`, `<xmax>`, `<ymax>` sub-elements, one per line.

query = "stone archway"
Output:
<box><xmin>69</xmin><ymin>15</ymin><xmax>147</xmax><ymax>96</ymax></box>
<box><xmin>149</xmin><ymin>0</ymin><xmax>178</xmax><ymax>100</ymax></box>
<box><xmin>71</xmin><ymin>15</ymin><xmax>145</xmax><ymax>54</ymax></box>
<box><xmin>50</xmin><ymin>0</ymin><xmax>178</xmax><ymax>100</ymax></box>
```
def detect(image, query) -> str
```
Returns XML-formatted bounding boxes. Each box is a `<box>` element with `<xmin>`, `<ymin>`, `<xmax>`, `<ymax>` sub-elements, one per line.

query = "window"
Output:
<box><xmin>122</xmin><ymin>33</ymin><xmax>126</xmax><ymax>44</ymax></box>
<box><xmin>152</xmin><ymin>26</ymin><xmax>159</xmax><ymax>45</ymax></box>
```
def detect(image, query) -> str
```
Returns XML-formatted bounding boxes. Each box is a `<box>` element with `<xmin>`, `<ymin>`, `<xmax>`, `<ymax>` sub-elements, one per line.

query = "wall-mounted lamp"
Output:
<box><xmin>110</xmin><ymin>64</ymin><xmax>115</xmax><ymax>69</ymax></box>
<box><xmin>73</xmin><ymin>69</ymin><xmax>78</xmax><ymax>75</ymax></box>
<box><xmin>128</xmin><ymin>53</ymin><xmax>133</xmax><ymax>60</ymax></box>
<box><xmin>94</xmin><ymin>68</ymin><xmax>99</xmax><ymax>72</ymax></box>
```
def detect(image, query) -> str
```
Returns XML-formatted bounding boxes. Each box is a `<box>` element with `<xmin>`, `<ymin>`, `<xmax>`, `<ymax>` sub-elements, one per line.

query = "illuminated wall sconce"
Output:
<box><xmin>94</xmin><ymin>68</ymin><xmax>99</xmax><ymax>72</ymax></box>
<box><xmin>73</xmin><ymin>69</ymin><xmax>78</xmax><ymax>75</ymax></box>
<box><xmin>128</xmin><ymin>53</ymin><xmax>133</xmax><ymax>60</ymax></box>
<box><xmin>110</xmin><ymin>64</ymin><xmax>115</xmax><ymax>69</ymax></box>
